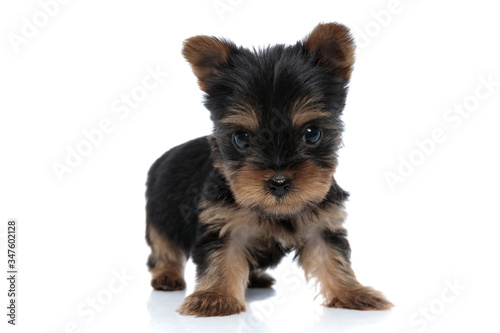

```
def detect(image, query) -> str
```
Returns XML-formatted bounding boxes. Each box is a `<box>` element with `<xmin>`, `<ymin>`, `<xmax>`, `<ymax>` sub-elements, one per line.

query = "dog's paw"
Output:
<box><xmin>151</xmin><ymin>270</ymin><xmax>186</xmax><ymax>291</ymax></box>
<box><xmin>248</xmin><ymin>272</ymin><xmax>276</xmax><ymax>288</ymax></box>
<box><xmin>177</xmin><ymin>290</ymin><xmax>245</xmax><ymax>317</ymax></box>
<box><xmin>326</xmin><ymin>286</ymin><xmax>393</xmax><ymax>310</ymax></box>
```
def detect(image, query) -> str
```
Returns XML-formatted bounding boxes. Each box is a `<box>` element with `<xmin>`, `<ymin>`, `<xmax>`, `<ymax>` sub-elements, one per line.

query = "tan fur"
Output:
<box><xmin>291</xmin><ymin>96</ymin><xmax>329</xmax><ymax>129</ymax></box>
<box><xmin>158</xmin><ymin>23</ymin><xmax>391</xmax><ymax>318</ymax></box>
<box><xmin>148</xmin><ymin>226</ymin><xmax>187</xmax><ymax>291</ymax></box>
<box><xmin>199</xmin><ymin>201</ymin><xmax>297</xmax><ymax>250</ymax></box>
<box><xmin>177</xmin><ymin>290</ymin><xmax>246</xmax><ymax>317</ymax></box>
<box><xmin>304</xmin><ymin>23</ymin><xmax>356</xmax><ymax>81</ymax></box>
<box><xmin>187</xmin><ymin>199</ymin><xmax>392</xmax><ymax>314</ymax></box>
<box><xmin>227</xmin><ymin>160</ymin><xmax>335</xmax><ymax>217</ymax></box>
<box><xmin>219</xmin><ymin>103</ymin><xmax>259</xmax><ymax>132</ymax></box>
<box><xmin>199</xmin><ymin>200</ymin><xmax>346</xmax><ymax>250</ymax></box>
<box><xmin>299</xmin><ymin>228</ymin><xmax>393</xmax><ymax>310</ymax></box>
<box><xmin>295</xmin><ymin>203</ymin><xmax>347</xmax><ymax>235</ymax></box>
<box><xmin>199</xmin><ymin>202</ymin><xmax>257</xmax><ymax>238</ymax></box>
<box><xmin>182</xmin><ymin>36</ymin><xmax>233</xmax><ymax>91</ymax></box>
<box><xmin>197</xmin><ymin>226</ymin><xmax>253</xmax><ymax>295</ymax></box>
<box><xmin>178</xmin><ymin>225</ymin><xmax>252</xmax><ymax>316</ymax></box>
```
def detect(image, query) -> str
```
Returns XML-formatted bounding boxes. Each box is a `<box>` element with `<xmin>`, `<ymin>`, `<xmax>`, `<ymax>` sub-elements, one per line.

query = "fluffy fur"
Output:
<box><xmin>145</xmin><ymin>22</ymin><xmax>393</xmax><ymax>317</ymax></box>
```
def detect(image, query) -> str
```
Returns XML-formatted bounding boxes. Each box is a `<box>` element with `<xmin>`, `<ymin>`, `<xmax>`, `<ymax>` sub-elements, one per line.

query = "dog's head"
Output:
<box><xmin>183</xmin><ymin>23</ymin><xmax>355</xmax><ymax>217</ymax></box>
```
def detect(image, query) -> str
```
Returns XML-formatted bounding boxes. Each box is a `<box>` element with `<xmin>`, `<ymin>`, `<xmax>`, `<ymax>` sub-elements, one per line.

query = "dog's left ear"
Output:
<box><xmin>304</xmin><ymin>23</ymin><xmax>356</xmax><ymax>81</ymax></box>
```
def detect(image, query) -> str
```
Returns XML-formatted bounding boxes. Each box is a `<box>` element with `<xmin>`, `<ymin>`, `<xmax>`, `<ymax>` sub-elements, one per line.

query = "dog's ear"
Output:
<box><xmin>304</xmin><ymin>23</ymin><xmax>356</xmax><ymax>81</ymax></box>
<box><xmin>182</xmin><ymin>36</ymin><xmax>237</xmax><ymax>92</ymax></box>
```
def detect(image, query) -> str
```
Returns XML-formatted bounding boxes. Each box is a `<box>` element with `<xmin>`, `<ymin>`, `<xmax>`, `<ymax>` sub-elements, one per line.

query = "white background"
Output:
<box><xmin>1</xmin><ymin>0</ymin><xmax>500</xmax><ymax>332</ymax></box>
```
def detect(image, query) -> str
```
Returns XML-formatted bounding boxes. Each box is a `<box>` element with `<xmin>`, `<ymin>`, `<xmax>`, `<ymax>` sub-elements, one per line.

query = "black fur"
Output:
<box><xmin>323</xmin><ymin>229</ymin><xmax>351</xmax><ymax>263</ymax></box>
<box><xmin>146</xmin><ymin>24</ymin><xmax>394</xmax><ymax>316</ymax></box>
<box><xmin>145</xmin><ymin>136</ymin><xmax>213</xmax><ymax>253</ymax></box>
<box><xmin>146</xmin><ymin>25</ymin><xmax>351</xmax><ymax>290</ymax></box>
<box><xmin>206</xmin><ymin>44</ymin><xmax>347</xmax><ymax>175</ymax></box>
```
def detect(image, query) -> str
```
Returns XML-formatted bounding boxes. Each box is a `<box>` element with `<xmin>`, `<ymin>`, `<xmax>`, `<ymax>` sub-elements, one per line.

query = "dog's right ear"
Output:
<box><xmin>182</xmin><ymin>36</ymin><xmax>237</xmax><ymax>92</ymax></box>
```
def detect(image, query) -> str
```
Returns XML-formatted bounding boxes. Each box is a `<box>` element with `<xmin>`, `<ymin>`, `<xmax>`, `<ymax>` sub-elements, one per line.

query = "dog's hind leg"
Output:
<box><xmin>146</xmin><ymin>224</ymin><xmax>187</xmax><ymax>291</ymax></box>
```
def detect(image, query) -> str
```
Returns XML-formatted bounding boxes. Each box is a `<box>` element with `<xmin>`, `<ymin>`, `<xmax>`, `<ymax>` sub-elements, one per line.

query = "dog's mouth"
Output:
<box><xmin>226</xmin><ymin>163</ymin><xmax>334</xmax><ymax>217</ymax></box>
<box><xmin>260</xmin><ymin>194</ymin><xmax>308</xmax><ymax>217</ymax></box>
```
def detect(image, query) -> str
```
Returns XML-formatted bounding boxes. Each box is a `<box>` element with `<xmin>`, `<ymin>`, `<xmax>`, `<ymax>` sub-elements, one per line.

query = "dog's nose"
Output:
<box><xmin>267</xmin><ymin>176</ymin><xmax>292</xmax><ymax>197</ymax></box>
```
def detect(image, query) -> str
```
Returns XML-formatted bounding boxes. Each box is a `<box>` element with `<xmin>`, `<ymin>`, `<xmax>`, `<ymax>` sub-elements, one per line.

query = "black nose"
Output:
<box><xmin>267</xmin><ymin>176</ymin><xmax>292</xmax><ymax>197</ymax></box>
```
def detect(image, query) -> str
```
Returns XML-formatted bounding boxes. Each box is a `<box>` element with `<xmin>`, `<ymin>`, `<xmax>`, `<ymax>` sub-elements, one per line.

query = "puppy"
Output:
<box><xmin>145</xmin><ymin>22</ymin><xmax>393</xmax><ymax>317</ymax></box>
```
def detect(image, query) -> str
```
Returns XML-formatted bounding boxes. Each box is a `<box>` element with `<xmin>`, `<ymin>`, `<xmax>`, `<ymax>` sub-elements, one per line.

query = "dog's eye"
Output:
<box><xmin>233</xmin><ymin>131</ymin><xmax>250</xmax><ymax>150</ymax></box>
<box><xmin>303</xmin><ymin>127</ymin><xmax>321</xmax><ymax>145</ymax></box>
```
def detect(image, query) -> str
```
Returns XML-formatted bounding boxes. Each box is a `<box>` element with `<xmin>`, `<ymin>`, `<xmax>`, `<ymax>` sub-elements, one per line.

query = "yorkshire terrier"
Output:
<box><xmin>145</xmin><ymin>22</ymin><xmax>393</xmax><ymax>317</ymax></box>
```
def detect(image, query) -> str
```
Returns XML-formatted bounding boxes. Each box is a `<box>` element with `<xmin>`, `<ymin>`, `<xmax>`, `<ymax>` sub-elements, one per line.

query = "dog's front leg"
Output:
<box><xmin>298</xmin><ymin>227</ymin><xmax>393</xmax><ymax>310</ymax></box>
<box><xmin>178</xmin><ymin>226</ymin><xmax>250</xmax><ymax>317</ymax></box>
